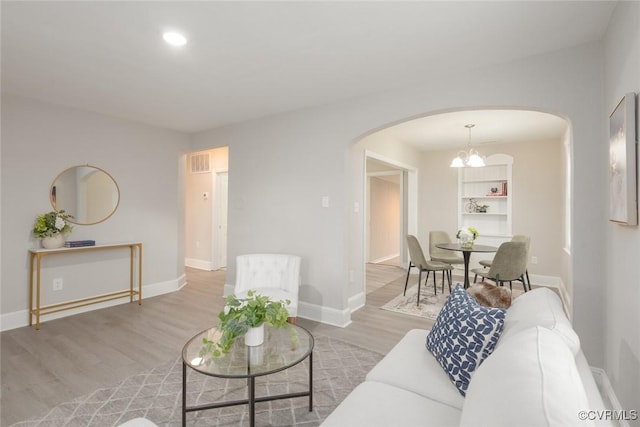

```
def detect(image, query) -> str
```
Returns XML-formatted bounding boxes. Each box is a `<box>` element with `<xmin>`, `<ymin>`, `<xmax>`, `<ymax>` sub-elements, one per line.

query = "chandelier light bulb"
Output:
<box><xmin>450</xmin><ymin>156</ymin><xmax>465</xmax><ymax>168</ymax></box>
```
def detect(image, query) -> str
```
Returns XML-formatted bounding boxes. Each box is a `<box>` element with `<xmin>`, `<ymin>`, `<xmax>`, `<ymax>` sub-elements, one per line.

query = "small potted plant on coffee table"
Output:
<box><xmin>201</xmin><ymin>290</ymin><xmax>291</xmax><ymax>356</ymax></box>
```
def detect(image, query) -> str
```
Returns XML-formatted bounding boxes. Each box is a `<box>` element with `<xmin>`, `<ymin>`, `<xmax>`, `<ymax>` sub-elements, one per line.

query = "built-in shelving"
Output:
<box><xmin>458</xmin><ymin>154</ymin><xmax>513</xmax><ymax>244</ymax></box>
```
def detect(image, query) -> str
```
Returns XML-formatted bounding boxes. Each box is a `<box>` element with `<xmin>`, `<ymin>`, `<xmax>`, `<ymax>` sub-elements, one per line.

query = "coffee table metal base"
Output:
<box><xmin>182</xmin><ymin>352</ymin><xmax>313</xmax><ymax>427</ymax></box>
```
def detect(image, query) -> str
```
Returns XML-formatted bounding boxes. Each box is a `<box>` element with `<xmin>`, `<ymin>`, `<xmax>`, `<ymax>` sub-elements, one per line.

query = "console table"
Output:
<box><xmin>29</xmin><ymin>242</ymin><xmax>143</xmax><ymax>330</ymax></box>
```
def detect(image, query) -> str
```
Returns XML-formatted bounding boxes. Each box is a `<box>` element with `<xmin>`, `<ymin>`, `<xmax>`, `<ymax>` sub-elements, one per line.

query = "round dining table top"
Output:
<box><xmin>436</xmin><ymin>243</ymin><xmax>498</xmax><ymax>253</ymax></box>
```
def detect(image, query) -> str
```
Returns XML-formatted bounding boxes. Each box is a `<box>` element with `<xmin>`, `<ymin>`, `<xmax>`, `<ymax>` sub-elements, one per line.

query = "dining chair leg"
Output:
<box><xmin>519</xmin><ymin>275</ymin><xmax>528</xmax><ymax>292</ymax></box>
<box><xmin>447</xmin><ymin>269</ymin><xmax>452</xmax><ymax>293</ymax></box>
<box><xmin>403</xmin><ymin>263</ymin><xmax>413</xmax><ymax>296</ymax></box>
<box><xmin>417</xmin><ymin>270</ymin><xmax>423</xmax><ymax>307</ymax></box>
<box><xmin>525</xmin><ymin>270</ymin><xmax>532</xmax><ymax>290</ymax></box>
<box><xmin>426</xmin><ymin>270</ymin><xmax>434</xmax><ymax>297</ymax></box>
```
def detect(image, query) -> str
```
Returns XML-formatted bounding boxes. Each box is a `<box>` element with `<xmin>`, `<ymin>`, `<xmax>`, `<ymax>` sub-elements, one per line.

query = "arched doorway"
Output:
<box><xmin>355</xmin><ymin>108</ymin><xmax>572</xmax><ymax>312</ymax></box>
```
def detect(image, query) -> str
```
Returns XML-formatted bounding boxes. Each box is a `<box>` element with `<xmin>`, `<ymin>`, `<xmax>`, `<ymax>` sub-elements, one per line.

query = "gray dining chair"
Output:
<box><xmin>405</xmin><ymin>235</ymin><xmax>452</xmax><ymax>306</ymax></box>
<box><xmin>429</xmin><ymin>231</ymin><xmax>465</xmax><ymax>266</ymax></box>
<box><xmin>471</xmin><ymin>241</ymin><xmax>528</xmax><ymax>292</ymax></box>
<box><xmin>476</xmin><ymin>235</ymin><xmax>531</xmax><ymax>290</ymax></box>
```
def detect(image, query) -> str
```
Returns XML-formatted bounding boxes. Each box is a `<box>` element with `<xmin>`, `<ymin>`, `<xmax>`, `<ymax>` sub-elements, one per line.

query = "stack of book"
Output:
<box><xmin>64</xmin><ymin>240</ymin><xmax>96</xmax><ymax>248</ymax></box>
<box><xmin>486</xmin><ymin>182</ymin><xmax>508</xmax><ymax>196</ymax></box>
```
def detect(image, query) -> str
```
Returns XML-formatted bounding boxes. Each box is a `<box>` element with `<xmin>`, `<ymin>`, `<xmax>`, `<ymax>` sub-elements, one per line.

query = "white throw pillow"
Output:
<box><xmin>460</xmin><ymin>326</ymin><xmax>593</xmax><ymax>427</ymax></box>
<box><xmin>498</xmin><ymin>287</ymin><xmax>581</xmax><ymax>355</ymax></box>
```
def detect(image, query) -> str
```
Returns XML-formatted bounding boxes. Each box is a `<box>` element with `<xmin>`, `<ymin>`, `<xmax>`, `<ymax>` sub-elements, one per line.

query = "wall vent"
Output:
<box><xmin>189</xmin><ymin>152</ymin><xmax>211</xmax><ymax>174</ymax></box>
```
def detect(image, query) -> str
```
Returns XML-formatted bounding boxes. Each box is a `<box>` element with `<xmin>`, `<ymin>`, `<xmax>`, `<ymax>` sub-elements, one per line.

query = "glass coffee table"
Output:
<box><xmin>182</xmin><ymin>323</ymin><xmax>314</xmax><ymax>427</ymax></box>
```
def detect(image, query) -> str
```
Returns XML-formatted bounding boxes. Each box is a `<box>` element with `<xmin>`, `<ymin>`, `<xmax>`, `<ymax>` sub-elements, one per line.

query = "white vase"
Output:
<box><xmin>244</xmin><ymin>324</ymin><xmax>265</xmax><ymax>346</ymax></box>
<box><xmin>459</xmin><ymin>234</ymin><xmax>474</xmax><ymax>248</ymax></box>
<box><xmin>41</xmin><ymin>233</ymin><xmax>65</xmax><ymax>249</ymax></box>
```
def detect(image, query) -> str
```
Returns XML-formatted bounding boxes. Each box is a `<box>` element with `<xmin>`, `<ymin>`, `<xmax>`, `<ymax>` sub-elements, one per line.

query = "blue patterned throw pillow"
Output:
<box><xmin>426</xmin><ymin>284</ymin><xmax>506</xmax><ymax>396</ymax></box>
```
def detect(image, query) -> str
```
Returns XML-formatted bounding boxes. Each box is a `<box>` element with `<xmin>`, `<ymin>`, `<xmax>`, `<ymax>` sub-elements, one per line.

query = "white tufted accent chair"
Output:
<box><xmin>234</xmin><ymin>254</ymin><xmax>302</xmax><ymax>320</ymax></box>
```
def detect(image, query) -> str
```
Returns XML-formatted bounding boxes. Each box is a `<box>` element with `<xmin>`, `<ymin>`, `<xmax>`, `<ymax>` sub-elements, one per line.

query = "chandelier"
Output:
<box><xmin>450</xmin><ymin>124</ymin><xmax>485</xmax><ymax>168</ymax></box>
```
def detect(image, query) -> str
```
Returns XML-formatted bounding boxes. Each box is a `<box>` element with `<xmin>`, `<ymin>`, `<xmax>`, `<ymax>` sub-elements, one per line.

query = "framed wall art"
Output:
<box><xmin>609</xmin><ymin>92</ymin><xmax>638</xmax><ymax>225</ymax></box>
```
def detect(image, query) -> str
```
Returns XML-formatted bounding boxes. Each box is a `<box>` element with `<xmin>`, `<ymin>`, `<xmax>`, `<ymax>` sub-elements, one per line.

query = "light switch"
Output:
<box><xmin>322</xmin><ymin>196</ymin><xmax>330</xmax><ymax>208</ymax></box>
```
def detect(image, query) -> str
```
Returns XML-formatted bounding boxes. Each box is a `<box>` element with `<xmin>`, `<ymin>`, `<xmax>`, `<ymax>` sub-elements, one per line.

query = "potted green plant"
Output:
<box><xmin>202</xmin><ymin>290</ymin><xmax>291</xmax><ymax>356</ymax></box>
<box><xmin>32</xmin><ymin>210</ymin><xmax>74</xmax><ymax>248</ymax></box>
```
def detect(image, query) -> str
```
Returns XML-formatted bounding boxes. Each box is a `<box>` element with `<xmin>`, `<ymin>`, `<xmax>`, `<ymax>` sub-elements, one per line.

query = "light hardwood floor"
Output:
<box><xmin>1</xmin><ymin>264</ymin><xmax>428</xmax><ymax>425</ymax></box>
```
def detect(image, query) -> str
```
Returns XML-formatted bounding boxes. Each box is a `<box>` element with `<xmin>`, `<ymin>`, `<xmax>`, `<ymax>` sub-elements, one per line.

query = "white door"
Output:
<box><xmin>214</xmin><ymin>172</ymin><xmax>228</xmax><ymax>269</ymax></box>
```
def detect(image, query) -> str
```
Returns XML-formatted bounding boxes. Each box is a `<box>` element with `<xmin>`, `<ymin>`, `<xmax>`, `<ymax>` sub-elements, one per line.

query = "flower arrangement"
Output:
<box><xmin>32</xmin><ymin>210</ymin><xmax>73</xmax><ymax>238</ymax></box>
<box><xmin>456</xmin><ymin>226</ymin><xmax>480</xmax><ymax>241</ymax></box>
<box><xmin>201</xmin><ymin>290</ymin><xmax>291</xmax><ymax>356</ymax></box>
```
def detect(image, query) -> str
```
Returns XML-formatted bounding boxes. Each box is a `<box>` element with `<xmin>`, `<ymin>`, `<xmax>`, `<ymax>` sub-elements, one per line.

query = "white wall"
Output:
<box><xmin>192</xmin><ymin>112</ymin><xmax>351</xmax><ymax>324</ymax></box>
<box><xmin>368</xmin><ymin>176</ymin><xmax>400</xmax><ymax>262</ymax></box>
<box><xmin>192</xmin><ymin>42</ymin><xmax>608</xmax><ymax>368</ymax></box>
<box><xmin>603</xmin><ymin>1</ymin><xmax>640</xmax><ymax>413</ymax></box>
<box><xmin>0</xmin><ymin>95</ymin><xmax>189</xmax><ymax>329</ymax></box>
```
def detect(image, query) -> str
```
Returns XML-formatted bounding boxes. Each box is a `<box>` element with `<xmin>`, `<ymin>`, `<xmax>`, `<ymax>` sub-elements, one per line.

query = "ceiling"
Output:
<box><xmin>373</xmin><ymin>109</ymin><xmax>570</xmax><ymax>152</ymax></box>
<box><xmin>1</xmin><ymin>1</ymin><xmax>615</xmax><ymax>142</ymax></box>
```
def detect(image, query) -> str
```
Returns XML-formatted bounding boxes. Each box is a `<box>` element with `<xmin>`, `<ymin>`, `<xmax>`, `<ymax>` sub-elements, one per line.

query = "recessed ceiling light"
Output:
<box><xmin>163</xmin><ymin>32</ymin><xmax>187</xmax><ymax>47</ymax></box>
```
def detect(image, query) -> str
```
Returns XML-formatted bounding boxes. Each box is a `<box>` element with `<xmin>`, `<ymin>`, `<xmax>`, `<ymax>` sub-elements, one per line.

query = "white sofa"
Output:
<box><xmin>321</xmin><ymin>287</ymin><xmax>611</xmax><ymax>427</ymax></box>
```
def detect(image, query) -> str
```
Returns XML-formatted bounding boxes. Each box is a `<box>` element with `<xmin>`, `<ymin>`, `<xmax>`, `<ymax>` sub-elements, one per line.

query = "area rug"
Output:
<box><xmin>381</xmin><ymin>282</ymin><xmax>526</xmax><ymax>320</ymax></box>
<box><xmin>380</xmin><ymin>283</ymin><xmax>452</xmax><ymax>320</ymax></box>
<box><xmin>11</xmin><ymin>335</ymin><xmax>383</xmax><ymax>427</ymax></box>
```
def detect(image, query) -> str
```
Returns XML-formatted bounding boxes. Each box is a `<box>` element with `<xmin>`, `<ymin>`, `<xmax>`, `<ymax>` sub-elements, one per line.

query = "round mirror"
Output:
<box><xmin>50</xmin><ymin>165</ymin><xmax>120</xmax><ymax>225</ymax></box>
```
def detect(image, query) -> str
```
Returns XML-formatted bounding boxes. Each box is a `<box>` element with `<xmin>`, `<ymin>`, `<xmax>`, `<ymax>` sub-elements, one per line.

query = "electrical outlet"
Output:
<box><xmin>531</xmin><ymin>256</ymin><xmax>538</xmax><ymax>265</ymax></box>
<box><xmin>53</xmin><ymin>278</ymin><xmax>63</xmax><ymax>291</ymax></box>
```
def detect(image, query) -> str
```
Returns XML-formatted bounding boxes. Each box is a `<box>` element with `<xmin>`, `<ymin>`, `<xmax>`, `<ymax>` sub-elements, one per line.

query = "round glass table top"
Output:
<box><xmin>182</xmin><ymin>323</ymin><xmax>314</xmax><ymax>378</ymax></box>
<box><xmin>436</xmin><ymin>243</ymin><xmax>498</xmax><ymax>253</ymax></box>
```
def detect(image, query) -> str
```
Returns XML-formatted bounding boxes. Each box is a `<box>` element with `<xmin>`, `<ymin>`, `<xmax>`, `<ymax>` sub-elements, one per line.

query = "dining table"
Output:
<box><xmin>435</xmin><ymin>243</ymin><xmax>498</xmax><ymax>289</ymax></box>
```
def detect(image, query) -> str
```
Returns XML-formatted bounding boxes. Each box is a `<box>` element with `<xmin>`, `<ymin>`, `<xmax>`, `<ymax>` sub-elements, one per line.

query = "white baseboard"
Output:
<box><xmin>298</xmin><ymin>301</ymin><xmax>352</xmax><ymax>327</ymax></box>
<box><xmin>369</xmin><ymin>253</ymin><xmax>400</xmax><ymax>264</ymax></box>
<box><xmin>349</xmin><ymin>291</ymin><xmax>365</xmax><ymax>312</ymax></box>
<box><xmin>0</xmin><ymin>274</ymin><xmax>186</xmax><ymax>332</ymax></box>
<box><xmin>185</xmin><ymin>258</ymin><xmax>214</xmax><ymax>270</ymax></box>
<box><xmin>223</xmin><ymin>283</ymin><xmax>353</xmax><ymax>328</ymax></box>
<box><xmin>591</xmin><ymin>367</ymin><xmax>631</xmax><ymax>427</ymax></box>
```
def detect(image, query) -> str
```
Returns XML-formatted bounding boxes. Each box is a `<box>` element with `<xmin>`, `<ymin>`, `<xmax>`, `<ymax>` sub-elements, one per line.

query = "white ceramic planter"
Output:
<box><xmin>244</xmin><ymin>324</ymin><xmax>264</xmax><ymax>346</ymax></box>
<box><xmin>41</xmin><ymin>233</ymin><xmax>65</xmax><ymax>249</ymax></box>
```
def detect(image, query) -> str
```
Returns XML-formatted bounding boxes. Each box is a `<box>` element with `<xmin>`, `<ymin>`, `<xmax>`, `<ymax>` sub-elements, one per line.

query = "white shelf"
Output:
<box><xmin>462</xmin><ymin>178</ymin><xmax>507</xmax><ymax>184</ymax></box>
<box><xmin>462</xmin><ymin>195</ymin><xmax>507</xmax><ymax>199</ymax></box>
<box><xmin>462</xmin><ymin>212</ymin><xmax>508</xmax><ymax>216</ymax></box>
